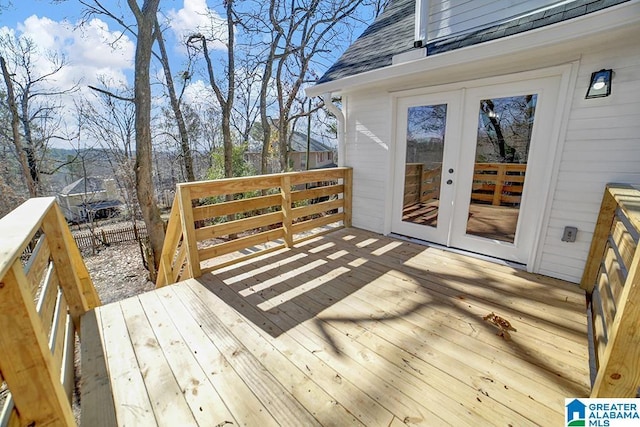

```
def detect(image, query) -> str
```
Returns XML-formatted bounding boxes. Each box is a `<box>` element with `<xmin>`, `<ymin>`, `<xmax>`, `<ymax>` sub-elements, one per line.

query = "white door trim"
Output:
<box><xmin>387</xmin><ymin>63</ymin><xmax>575</xmax><ymax>271</ymax></box>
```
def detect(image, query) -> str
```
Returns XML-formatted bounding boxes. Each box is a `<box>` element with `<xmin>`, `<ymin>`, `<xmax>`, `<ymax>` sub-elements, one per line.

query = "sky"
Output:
<box><xmin>0</xmin><ymin>0</ymin><xmax>229</xmax><ymax>95</ymax></box>
<box><xmin>0</xmin><ymin>0</ymin><xmax>368</xmax><ymax>149</ymax></box>
<box><xmin>0</xmin><ymin>0</ymin><xmax>229</xmax><ymax>134</ymax></box>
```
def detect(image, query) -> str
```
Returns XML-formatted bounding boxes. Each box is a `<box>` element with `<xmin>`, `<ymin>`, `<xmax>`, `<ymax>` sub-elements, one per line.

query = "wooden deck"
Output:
<box><xmin>82</xmin><ymin>228</ymin><xmax>590</xmax><ymax>426</ymax></box>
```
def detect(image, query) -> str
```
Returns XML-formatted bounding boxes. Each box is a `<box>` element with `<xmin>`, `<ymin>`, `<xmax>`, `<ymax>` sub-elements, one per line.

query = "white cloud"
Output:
<box><xmin>182</xmin><ymin>79</ymin><xmax>216</xmax><ymax>105</ymax></box>
<box><xmin>167</xmin><ymin>0</ymin><xmax>227</xmax><ymax>50</ymax></box>
<box><xmin>12</xmin><ymin>15</ymin><xmax>135</xmax><ymax>90</ymax></box>
<box><xmin>0</xmin><ymin>15</ymin><xmax>135</xmax><ymax>148</ymax></box>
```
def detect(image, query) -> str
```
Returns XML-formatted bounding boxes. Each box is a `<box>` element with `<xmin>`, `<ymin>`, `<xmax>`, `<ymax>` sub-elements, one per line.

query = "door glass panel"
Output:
<box><xmin>466</xmin><ymin>94</ymin><xmax>537</xmax><ymax>242</ymax></box>
<box><xmin>402</xmin><ymin>104</ymin><xmax>447</xmax><ymax>227</ymax></box>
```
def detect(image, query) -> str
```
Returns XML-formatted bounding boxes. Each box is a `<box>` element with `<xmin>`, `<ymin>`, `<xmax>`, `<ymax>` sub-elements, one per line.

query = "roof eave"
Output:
<box><xmin>306</xmin><ymin>0</ymin><xmax>640</xmax><ymax>97</ymax></box>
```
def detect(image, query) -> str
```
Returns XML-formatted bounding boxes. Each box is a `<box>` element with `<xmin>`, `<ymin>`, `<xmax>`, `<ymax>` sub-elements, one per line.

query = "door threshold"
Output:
<box><xmin>389</xmin><ymin>233</ymin><xmax>527</xmax><ymax>270</ymax></box>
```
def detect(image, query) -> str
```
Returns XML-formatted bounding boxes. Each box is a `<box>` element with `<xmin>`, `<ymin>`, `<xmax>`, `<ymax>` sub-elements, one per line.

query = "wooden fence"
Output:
<box><xmin>72</xmin><ymin>224</ymin><xmax>147</xmax><ymax>250</ymax></box>
<box><xmin>157</xmin><ymin>167</ymin><xmax>352</xmax><ymax>287</ymax></box>
<box><xmin>404</xmin><ymin>162</ymin><xmax>526</xmax><ymax>207</ymax></box>
<box><xmin>581</xmin><ymin>184</ymin><xmax>640</xmax><ymax>397</ymax></box>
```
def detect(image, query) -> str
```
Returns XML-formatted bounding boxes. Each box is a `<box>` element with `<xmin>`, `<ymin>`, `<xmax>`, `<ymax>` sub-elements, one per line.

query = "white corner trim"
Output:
<box><xmin>414</xmin><ymin>0</ymin><xmax>429</xmax><ymax>43</ymax></box>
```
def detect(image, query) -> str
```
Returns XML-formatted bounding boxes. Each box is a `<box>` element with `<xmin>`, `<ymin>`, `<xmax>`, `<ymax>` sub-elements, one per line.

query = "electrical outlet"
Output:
<box><xmin>562</xmin><ymin>226</ymin><xmax>578</xmax><ymax>242</ymax></box>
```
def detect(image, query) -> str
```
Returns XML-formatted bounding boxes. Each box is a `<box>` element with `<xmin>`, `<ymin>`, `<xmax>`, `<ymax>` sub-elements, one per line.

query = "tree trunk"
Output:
<box><xmin>128</xmin><ymin>0</ymin><xmax>164</xmax><ymax>277</ymax></box>
<box><xmin>154</xmin><ymin>19</ymin><xmax>195</xmax><ymax>182</ymax></box>
<box><xmin>0</xmin><ymin>55</ymin><xmax>37</xmax><ymax>197</ymax></box>
<box><xmin>223</xmin><ymin>0</ymin><xmax>235</xmax><ymax>179</ymax></box>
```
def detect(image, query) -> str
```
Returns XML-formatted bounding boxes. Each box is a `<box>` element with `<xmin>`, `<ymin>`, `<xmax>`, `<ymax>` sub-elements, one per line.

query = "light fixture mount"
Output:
<box><xmin>585</xmin><ymin>69</ymin><xmax>612</xmax><ymax>99</ymax></box>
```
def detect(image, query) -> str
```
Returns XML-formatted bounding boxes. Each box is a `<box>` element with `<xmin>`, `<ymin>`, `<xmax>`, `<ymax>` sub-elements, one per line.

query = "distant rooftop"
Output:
<box><xmin>317</xmin><ymin>0</ymin><xmax>630</xmax><ymax>85</ymax></box>
<box><xmin>59</xmin><ymin>177</ymin><xmax>105</xmax><ymax>196</ymax></box>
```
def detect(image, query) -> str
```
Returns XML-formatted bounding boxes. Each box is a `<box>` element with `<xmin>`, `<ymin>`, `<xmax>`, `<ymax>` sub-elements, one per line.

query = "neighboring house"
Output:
<box><xmin>307</xmin><ymin>0</ymin><xmax>640</xmax><ymax>282</ymax></box>
<box><xmin>57</xmin><ymin>177</ymin><xmax>123</xmax><ymax>222</ymax></box>
<box><xmin>245</xmin><ymin>131</ymin><xmax>336</xmax><ymax>173</ymax></box>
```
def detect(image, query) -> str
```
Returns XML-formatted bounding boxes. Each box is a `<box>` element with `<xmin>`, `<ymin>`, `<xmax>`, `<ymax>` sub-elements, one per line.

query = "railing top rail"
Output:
<box><xmin>0</xmin><ymin>197</ymin><xmax>56</xmax><ymax>280</ymax></box>
<box><xmin>176</xmin><ymin>167</ymin><xmax>351</xmax><ymax>190</ymax></box>
<box><xmin>607</xmin><ymin>183</ymin><xmax>640</xmax><ymax>232</ymax></box>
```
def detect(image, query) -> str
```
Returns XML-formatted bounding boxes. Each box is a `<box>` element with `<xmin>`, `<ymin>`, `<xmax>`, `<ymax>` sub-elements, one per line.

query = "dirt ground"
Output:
<box><xmin>82</xmin><ymin>240</ymin><xmax>155</xmax><ymax>305</ymax></box>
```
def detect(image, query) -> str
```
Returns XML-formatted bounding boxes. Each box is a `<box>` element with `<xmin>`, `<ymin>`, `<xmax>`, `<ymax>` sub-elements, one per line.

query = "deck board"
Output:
<box><xmin>82</xmin><ymin>228</ymin><xmax>590</xmax><ymax>426</ymax></box>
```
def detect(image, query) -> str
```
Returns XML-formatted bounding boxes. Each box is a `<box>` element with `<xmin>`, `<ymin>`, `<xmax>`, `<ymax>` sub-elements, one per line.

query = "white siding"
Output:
<box><xmin>427</xmin><ymin>0</ymin><xmax>564</xmax><ymax>41</ymax></box>
<box><xmin>537</xmin><ymin>38</ymin><xmax>640</xmax><ymax>282</ymax></box>
<box><xmin>342</xmin><ymin>13</ymin><xmax>640</xmax><ymax>283</ymax></box>
<box><xmin>344</xmin><ymin>91</ymin><xmax>392</xmax><ymax>233</ymax></box>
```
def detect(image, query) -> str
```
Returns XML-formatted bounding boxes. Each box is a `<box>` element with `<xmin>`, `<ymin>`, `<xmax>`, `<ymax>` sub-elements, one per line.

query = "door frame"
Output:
<box><xmin>390</xmin><ymin>90</ymin><xmax>463</xmax><ymax>246</ymax></box>
<box><xmin>385</xmin><ymin>63</ymin><xmax>576</xmax><ymax>271</ymax></box>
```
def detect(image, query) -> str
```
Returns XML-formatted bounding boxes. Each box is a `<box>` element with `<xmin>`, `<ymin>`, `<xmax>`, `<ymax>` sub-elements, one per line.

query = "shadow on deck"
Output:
<box><xmin>86</xmin><ymin>227</ymin><xmax>590</xmax><ymax>426</ymax></box>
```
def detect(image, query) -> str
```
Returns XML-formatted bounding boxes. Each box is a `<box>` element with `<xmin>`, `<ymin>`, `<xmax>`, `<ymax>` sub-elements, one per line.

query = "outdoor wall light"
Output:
<box><xmin>585</xmin><ymin>69</ymin><xmax>613</xmax><ymax>99</ymax></box>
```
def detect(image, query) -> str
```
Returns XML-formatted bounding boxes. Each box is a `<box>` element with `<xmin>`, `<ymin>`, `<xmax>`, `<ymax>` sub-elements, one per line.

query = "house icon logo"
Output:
<box><xmin>566</xmin><ymin>399</ymin><xmax>587</xmax><ymax>426</ymax></box>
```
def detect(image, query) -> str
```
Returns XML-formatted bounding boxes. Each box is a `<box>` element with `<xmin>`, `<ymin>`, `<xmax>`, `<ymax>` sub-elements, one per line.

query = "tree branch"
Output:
<box><xmin>88</xmin><ymin>85</ymin><xmax>135</xmax><ymax>102</ymax></box>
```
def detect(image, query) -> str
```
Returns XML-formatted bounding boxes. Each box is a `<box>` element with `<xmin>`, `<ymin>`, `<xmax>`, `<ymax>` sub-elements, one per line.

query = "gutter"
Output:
<box><xmin>320</xmin><ymin>93</ymin><xmax>346</xmax><ymax>167</ymax></box>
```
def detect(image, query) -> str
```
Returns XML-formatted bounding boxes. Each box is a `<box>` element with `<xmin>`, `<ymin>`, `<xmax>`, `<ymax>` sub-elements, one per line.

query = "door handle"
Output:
<box><xmin>446</xmin><ymin>179</ymin><xmax>453</xmax><ymax>185</ymax></box>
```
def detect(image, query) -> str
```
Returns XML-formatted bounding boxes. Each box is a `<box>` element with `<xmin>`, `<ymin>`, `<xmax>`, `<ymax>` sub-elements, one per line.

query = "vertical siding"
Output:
<box><xmin>344</xmin><ymin>90</ymin><xmax>392</xmax><ymax>233</ymax></box>
<box><xmin>538</xmin><ymin>38</ymin><xmax>640</xmax><ymax>282</ymax></box>
<box><xmin>427</xmin><ymin>0</ymin><xmax>563</xmax><ymax>41</ymax></box>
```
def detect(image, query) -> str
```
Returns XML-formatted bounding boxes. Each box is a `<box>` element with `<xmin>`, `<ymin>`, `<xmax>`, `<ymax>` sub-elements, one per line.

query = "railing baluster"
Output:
<box><xmin>178</xmin><ymin>186</ymin><xmax>201</xmax><ymax>278</ymax></box>
<box><xmin>0</xmin><ymin>263</ymin><xmax>76</xmax><ymax>426</ymax></box>
<box><xmin>281</xmin><ymin>175</ymin><xmax>294</xmax><ymax>247</ymax></box>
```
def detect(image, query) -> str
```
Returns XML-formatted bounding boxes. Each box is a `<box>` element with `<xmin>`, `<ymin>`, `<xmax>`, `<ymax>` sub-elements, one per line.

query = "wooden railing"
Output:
<box><xmin>581</xmin><ymin>184</ymin><xmax>640</xmax><ymax>397</ymax></box>
<box><xmin>404</xmin><ymin>163</ymin><xmax>441</xmax><ymax>205</ymax></box>
<box><xmin>471</xmin><ymin>163</ymin><xmax>526</xmax><ymax>206</ymax></box>
<box><xmin>157</xmin><ymin>167</ymin><xmax>353</xmax><ymax>287</ymax></box>
<box><xmin>0</xmin><ymin>197</ymin><xmax>101</xmax><ymax>426</ymax></box>
<box><xmin>403</xmin><ymin>162</ymin><xmax>526</xmax><ymax>207</ymax></box>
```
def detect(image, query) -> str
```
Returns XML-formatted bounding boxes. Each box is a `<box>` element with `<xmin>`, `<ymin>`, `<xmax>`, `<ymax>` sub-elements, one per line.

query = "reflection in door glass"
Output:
<box><xmin>466</xmin><ymin>94</ymin><xmax>537</xmax><ymax>242</ymax></box>
<box><xmin>402</xmin><ymin>104</ymin><xmax>447</xmax><ymax>227</ymax></box>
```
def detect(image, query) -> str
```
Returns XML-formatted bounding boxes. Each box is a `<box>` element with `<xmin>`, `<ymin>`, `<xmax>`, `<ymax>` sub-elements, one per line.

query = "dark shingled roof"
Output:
<box><xmin>316</xmin><ymin>0</ymin><xmax>415</xmax><ymax>84</ymax></box>
<box><xmin>317</xmin><ymin>0</ymin><xmax>630</xmax><ymax>85</ymax></box>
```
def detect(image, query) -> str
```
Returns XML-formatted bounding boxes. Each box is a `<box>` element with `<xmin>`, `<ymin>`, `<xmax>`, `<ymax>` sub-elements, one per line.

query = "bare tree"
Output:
<box><xmin>0</xmin><ymin>35</ymin><xmax>78</xmax><ymax>195</ymax></box>
<box><xmin>240</xmin><ymin>0</ymin><xmax>373</xmax><ymax>171</ymax></box>
<box><xmin>126</xmin><ymin>0</ymin><xmax>164</xmax><ymax>278</ymax></box>
<box><xmin>154</xmin><ymin>18</ymin><xmax>195</xmax><ymax>182</ymax></box>
<box><xmin>80</xmin><ymin>1</ymin><xmax>197</xmax><ymax>184</ymax></box>
<box><xmin>187</xmin><ymin>0</ymin><xmax>236</xmax><ymax>180</ymax></box>
<box><xmin>0</xmin><ymin>55</ymin><xmax>35</xmax><ymax>196</ymax></box>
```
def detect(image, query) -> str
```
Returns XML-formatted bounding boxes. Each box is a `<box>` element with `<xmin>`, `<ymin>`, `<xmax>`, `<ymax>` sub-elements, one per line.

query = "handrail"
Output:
<box><xmin>0</xmin><ymin>197</ymin><xmax>101</xmax><ymax>426</ymax></box>
<box><xmin>157</xmin><ymin>167</ymin><xmax>353</xmax><ymax>288</ymax></box>
<box><xmin>581</xmin><ymin>184</ymin><xmax>640</xmax><ymax>397</ymax></box>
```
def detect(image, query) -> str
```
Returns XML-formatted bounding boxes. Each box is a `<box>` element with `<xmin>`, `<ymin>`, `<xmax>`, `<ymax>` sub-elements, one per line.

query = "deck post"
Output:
<box><xmin>178</xmin><ymin>186</ymin><xmax>202</xmax><ymax>278</ymax></box>
<box><xmin>0</xmin><ymin>264</ymin><xmax>76</xmax><ymax>426</ymax></box>
<box><xmin>591</xmin><ymin>245</ymin><xmax>640</xmax><ymax>397</ymax></box>
<box><xmin>41</xmin><ymin>203</ymin><xmax>99</xmax><ymax>332</ymax></box>
<box><xmin>281</xmin><ymin>175</ymin><xmax>294</xmax><ymax>247</ymax></box>
<box><xmin>581</xmin><ymin>186</ymin><xmax>618</xmax><ymax>292</ymax></box>
<box><xmin>343</xmin><ymin>167</ymin><xmax>353</xmax><ymax>227</ymax></box>
<box><xmin>157</xmin><ymin>195</ymin><xmax>182</xmax><ymax>288</ymax></box>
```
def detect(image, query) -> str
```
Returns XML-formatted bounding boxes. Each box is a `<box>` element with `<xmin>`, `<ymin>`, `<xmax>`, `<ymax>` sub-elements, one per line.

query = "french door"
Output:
<box><xmin>391</xmin><ymin>76</ymin><xmax>561</xmax><ymax>264</ymax></box>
